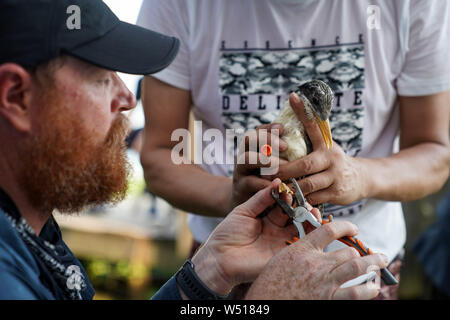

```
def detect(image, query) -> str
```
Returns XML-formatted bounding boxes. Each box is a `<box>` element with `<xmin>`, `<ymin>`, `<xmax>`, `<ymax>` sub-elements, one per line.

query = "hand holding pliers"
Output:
<box><xmin>271</xmin><ymin>178</ymin><xmax>398</xmax><ymax>286</ymax></box>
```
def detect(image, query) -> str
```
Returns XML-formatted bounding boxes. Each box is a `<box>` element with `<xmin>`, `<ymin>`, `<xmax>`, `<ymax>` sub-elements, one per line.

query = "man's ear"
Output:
<box><xmin>0</xmin><ymin>63</ymin><xmax>33</xmax><ymax>132</ymax></box>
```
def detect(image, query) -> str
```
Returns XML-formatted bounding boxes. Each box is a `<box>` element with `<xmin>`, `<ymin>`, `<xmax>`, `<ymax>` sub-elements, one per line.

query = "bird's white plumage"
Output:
<box><xmin>273</xmin><ymin>95</ymin><xmax>314</xmax><ymax>161</ymax></box>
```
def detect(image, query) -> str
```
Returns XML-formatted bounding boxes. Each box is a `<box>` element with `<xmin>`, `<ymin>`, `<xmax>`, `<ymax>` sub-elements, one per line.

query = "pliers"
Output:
<box><xmin>270</xmin><ymin>178</ymin><xmax>398</xmax><ymax>286</ymax></box>
<box><xmin>270</xmin><ymin>178</ymin><xmax>321</xmax><ymax>240</ymax></box>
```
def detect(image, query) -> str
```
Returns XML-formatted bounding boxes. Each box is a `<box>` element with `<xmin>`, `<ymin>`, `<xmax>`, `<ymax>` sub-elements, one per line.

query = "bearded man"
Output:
<box><xmin>0</xmin><ymin>0</ymin><xmax>177</xmax><ymax>299</ymax></box>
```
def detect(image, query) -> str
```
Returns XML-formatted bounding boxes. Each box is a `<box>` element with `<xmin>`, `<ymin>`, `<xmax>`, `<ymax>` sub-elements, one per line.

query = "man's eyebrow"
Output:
<box><xmin>81</xmin><ymin>63</ymin><xmax>109</xmax><ymax>77</ymax></box>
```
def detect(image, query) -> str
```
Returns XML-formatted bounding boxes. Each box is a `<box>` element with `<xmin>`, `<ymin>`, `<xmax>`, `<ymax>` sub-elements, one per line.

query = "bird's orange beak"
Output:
<box><xmin>313</xmin><ymin>115</ymin><xmax>333</xmax><ymax>149</ymax></box>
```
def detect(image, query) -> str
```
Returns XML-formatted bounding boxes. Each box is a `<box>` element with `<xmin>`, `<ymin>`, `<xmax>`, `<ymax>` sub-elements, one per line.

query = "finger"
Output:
<box><xmin>265</xmin><ymin>206</ymin><xmax>290</xmax><ymax>227</ymax></box>
<box><xmin>304</xmin><ymin>221</ymin><xmax>358</xmax><ymax>250</ymax></box>
<box><xmin>242</xmin><ymin>126</ymin><xmax>285</xmax><ymax>151</ymax></box>
<box><xmin>300</xmin><ymin>206</ymin><xmax>323</xmax><ymax>234</ymax></box>
<box><xmin>302</xmin><ymin>208</ymin><xmax>322</xmax><ymax>234</ymax></box>
<box><xmin>265</xmin><ymin>203</ymin><xmax>291</xmax><ymax>228</ymax></box>
<box><xmin>258</xmin><ymin>123</ymin><xmax>285</xmax><ymax>138</ymax></box>
<box><xmin>289</xmin><ymin>92</ymin><xmax>327</xmax><ymax>150</ymax></box>
<box><xmin>285</xmin><ymin>223</ymin><xmax>300</xmax><ymax>238</ymax></box>
<box><xmin>237</xmin><ymin>175</ymin><xmax>272</xmax><ymax>194</ymax></box>
<box><xmin>236</xmin><ymin>152</ymin><xmax>287</xmax><ymax>175</ymax></box>
<box><xmin>269</xmin><ymin>152</ymin><xmax>331</xmax><ymax>181</ymax></box>
<box><xmin>259</xmin><ymin>156</ymin><xmax>288</xmax><ymax>178</ymax></box>
<box><xmin>328</xmin><ymin>247</ymin><xmax>361</xmax><ymax>268</ymax></box>
<box><xmin>236</xmin><ymin>151</ymin><xmax>272</xmax><ymax>171</ymax></box>
<box><xmin>265</xmin><ymin>190</ymin><xmax>293</xmax><ymax>227</ymax></box>
<box><xmin>297</xmin><ymin>198</ymin><xmax>320</xmax><ymax>223</ymax></box>
<box><xmin>235</xmin><ymin>178</ymin><xmax>282</xmax><ymax>218</ymax></box>
<box><xmin>310</xmin><ymin>207</ymin><xmax>322</xmax><ymax>223</ymax></box>
<box><xmin>230</xmin><ymin>176</ymin><xmax>271</xmax><ymax>209</ymax></box>
<box><xmin>302</xmin><ymin>220</ymin><xmax>318</xmax><ymax>235</ymax></box>
<box><xmin>330</xmin><ymin>253</ymin><xmax>389</xmax><ymax>286</ymax></box>
<box><xmin>260</xmin><ymin>158</ymin><xmax>291</xmax><ymax>180</ymax></box>
<box><xmin>243</xmin><ymin>127</ymin><xmax>288</xmax><ymax>153</ymax></box>
<box><xmin>298</xmin><ymin>171</ymin><xmax>334</xmax><ymax>196</ymax></box>
<box><xmin>306</xmin><ymin>188</ymin><xmax>333</xmax><ymax>206</ymax></box>
<box><xmin>332</xmin><ymin>282</ymin><xmax>381</xmax><ymax>300</ymax></box>
<box><xmin>257</xmin><ymin>123</ymin><xmax>285</xmax><ymax>136</ymax></box>
<box><xmin>267</xmin><ymin>221</ymin><xmax>299</xmax><ymax>242</ymax></box>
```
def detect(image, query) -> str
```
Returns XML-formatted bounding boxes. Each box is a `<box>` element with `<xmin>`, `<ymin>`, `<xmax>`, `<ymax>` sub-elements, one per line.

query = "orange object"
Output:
<box><xmin>320</xmin><ymin>215</ymin><xmax>372</xmax><ymax>255</ymax></box>
<box><xmin>261</xmin><ymin>144</ymin><xmax>272</xmax><ymax>157</ymax></box>
<box><xmin>287</xmin><ymin>215</ymin><xmax>374</xmax><ymax>257</ymax></box>
<box><xmin>285</xmin><ymin>237</ymin><xmax>300</xmax><ymax>245</ymax></box>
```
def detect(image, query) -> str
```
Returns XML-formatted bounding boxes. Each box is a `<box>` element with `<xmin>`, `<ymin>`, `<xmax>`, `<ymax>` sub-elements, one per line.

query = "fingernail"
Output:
<box><xmin>271</xmin><ymin>123</ymin><xmax>282</xmax><ymax>130</ymax></box>
<box><xmin>292</xmin><ymin>92</ymin><xmax>301</xmax><ymax>103</ymax></box>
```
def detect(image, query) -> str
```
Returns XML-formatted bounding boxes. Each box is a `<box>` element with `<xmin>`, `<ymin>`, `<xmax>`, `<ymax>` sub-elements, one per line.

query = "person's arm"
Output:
<box><xmin>140</xmin><ymin>77</ymin><xmax>292</xmax><ymax>216</ymax></box>
<box><xmin>364</xmin><ymin>91</ymin><xmax>450</xmax><ymax>201</ymax></box>
<box><xmin>0</xmin><ymin>269</ymin><xmax>41</xmax><ymax>299</ymax></box>
<box><xmin>140</xmin><ymin>76</ymin><xmax>232</xmax><ymax>217</ymax></box>
<box><xmin>150</xmin><ymin>276</ymin><xmax>182</xmax><ymax>300</ymax></box>
<box><xmin>267</xmin><ymin>91</ymin><xmax>450</xmax><ymax>206</ymax></box>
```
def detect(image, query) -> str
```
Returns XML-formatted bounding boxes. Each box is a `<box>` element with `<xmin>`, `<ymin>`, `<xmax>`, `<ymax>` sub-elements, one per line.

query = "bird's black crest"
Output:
<box><xmin>295</xmin><ymin>80</ymin><xmax>334</xmax><ymax>121</ymax></box>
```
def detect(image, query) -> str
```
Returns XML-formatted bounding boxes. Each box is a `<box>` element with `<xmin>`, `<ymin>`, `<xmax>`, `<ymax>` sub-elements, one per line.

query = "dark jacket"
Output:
<box><xmin>0</xmin><ymin>191</ymin><xmax>180</xmax><ymax>300</ymax></box>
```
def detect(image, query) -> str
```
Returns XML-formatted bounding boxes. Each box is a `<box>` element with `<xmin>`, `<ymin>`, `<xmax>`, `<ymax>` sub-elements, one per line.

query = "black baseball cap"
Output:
<box><xmin>0</xmin><ymin>0</ymin><xmax>180</xmax><ymax>75</ymax></box>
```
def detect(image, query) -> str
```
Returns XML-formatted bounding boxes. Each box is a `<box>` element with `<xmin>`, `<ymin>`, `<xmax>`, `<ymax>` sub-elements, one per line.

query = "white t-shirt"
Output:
<box><xmin>137</xmin><ymin>0</ymin><xmax>450</xmax><ymax>262</ymax></box>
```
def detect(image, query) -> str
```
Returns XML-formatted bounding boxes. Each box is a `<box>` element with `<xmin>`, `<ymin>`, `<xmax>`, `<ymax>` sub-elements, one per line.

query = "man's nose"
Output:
<box><xmin>112</xmin><ymin>73</ymin><xmax>137</xmax><ymax>112</ymax></box>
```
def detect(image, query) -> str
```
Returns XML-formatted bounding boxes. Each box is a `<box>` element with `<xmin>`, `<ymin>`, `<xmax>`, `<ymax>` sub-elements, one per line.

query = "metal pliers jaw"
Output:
<box><xmin>270</xmin><ymin>178</ymin><xmax>321</xmax><ymax>239</ymax></box>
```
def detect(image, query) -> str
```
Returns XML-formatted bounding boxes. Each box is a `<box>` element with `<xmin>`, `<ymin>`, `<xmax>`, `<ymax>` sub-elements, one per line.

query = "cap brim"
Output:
<box><xmin>67</xmin><ymin>21</ymin><xmax>179</xmax><ymax>75</ymax></box>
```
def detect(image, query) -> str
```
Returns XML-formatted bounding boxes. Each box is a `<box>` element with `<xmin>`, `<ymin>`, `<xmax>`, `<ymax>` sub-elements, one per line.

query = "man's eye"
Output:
<box><xmin>98</xmin><ymin>78</ymin><xmax>111</xmax><ymax>85</ymax></box>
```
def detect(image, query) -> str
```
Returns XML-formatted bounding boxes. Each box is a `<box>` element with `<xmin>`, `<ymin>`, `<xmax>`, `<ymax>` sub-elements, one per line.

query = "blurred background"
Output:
<box><xmin>55</xmin><ymin>0</ymin><xmax>450</xmax><ymax>300</ymax></box>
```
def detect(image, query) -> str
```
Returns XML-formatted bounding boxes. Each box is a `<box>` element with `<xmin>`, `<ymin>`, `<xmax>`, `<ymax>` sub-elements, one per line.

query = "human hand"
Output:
<box><xmin>192</xmin><ymin>178</ymin><xmax>320</xmax><ymax>296</ymax></box>
<box><xmin>245</xmin><ymin>220</ymin><xmax>389</xmax><ymax>300</ymax></box>
<box><xmin>229</xmin><ymin>123</ymin><xmax>288</xmax><ymax>211</ymax></box>
<box><xmin>266</xmin><ymin>93</ymin><xmax>369</xmax><ymax>206</ymax></box>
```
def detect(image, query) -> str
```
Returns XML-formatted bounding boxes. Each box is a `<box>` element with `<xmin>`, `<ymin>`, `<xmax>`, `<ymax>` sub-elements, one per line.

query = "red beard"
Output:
<box><xmin>19</xmin><ymin>95</ymin><xmax>131</xmax><ymax>215</ymax></box>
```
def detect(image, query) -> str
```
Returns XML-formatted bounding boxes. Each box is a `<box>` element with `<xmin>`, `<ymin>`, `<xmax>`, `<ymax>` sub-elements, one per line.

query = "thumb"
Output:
<box><xmin>234</xmin><ymin>178</ymin><xmax>281</xmax><ymax>218</ymax></box>
<box><xmin>289</xmin><ymin>92</ymin><xmax>325</xmax><ymax>150</ymax></box>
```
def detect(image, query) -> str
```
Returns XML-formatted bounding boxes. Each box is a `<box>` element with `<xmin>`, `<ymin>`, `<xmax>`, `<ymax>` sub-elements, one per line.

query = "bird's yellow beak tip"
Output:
<box><xmin>314</xmin><ymin>116</ymin><xmax>333</xmax><ymax>150</ymax></box>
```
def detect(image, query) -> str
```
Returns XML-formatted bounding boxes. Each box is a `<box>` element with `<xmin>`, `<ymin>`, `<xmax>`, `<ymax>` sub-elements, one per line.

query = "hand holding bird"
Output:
<box><xmin>268</xmin><ymin>89</ymin><xmax>370</xmax><ymax>207</ymax></box>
